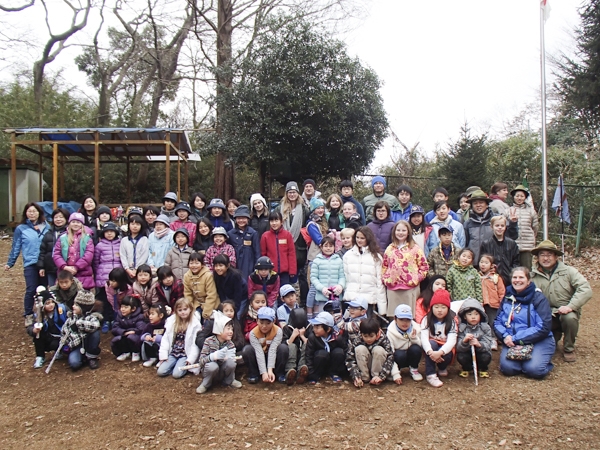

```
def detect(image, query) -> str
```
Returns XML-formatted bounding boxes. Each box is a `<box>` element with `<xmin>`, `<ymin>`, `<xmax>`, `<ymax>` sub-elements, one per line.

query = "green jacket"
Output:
<box><xmin>531</xmin><ymin>261</ymin><xmax>592</xmax><ymax>313</ymax></box>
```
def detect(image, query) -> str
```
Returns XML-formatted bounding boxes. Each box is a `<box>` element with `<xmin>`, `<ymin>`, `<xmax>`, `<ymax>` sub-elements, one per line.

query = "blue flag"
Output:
<box><xmin>552</xmin><ymin>175</ymin><xmax>570</xmax><ymax>224</ymax></box>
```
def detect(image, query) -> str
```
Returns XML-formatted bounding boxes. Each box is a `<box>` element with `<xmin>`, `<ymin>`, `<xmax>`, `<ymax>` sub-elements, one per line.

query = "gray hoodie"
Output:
<box><xmin>456</xmin><ymin>298</ymin><xmax>494</xmax><ymax>353</ymax></box>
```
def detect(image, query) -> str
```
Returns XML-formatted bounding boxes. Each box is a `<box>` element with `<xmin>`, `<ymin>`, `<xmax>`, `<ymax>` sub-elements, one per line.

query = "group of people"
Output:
<box><xmin>5</xmin><ymin>177</ymin><xmax>592</xmax><ymax>390</ymax></box>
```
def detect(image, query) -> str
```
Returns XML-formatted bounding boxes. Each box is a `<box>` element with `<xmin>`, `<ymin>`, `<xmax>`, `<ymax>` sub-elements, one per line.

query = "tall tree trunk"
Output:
<box><xmin>215</xmin><ymin>0</ymin><xmax>235</xmax><ymax>200</ymax></box>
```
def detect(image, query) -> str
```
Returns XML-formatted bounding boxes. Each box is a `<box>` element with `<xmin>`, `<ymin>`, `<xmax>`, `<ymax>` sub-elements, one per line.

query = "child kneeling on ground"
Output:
<box><xmin>111</xmin><ymin>295</ymin><xmax>147</xmax><ymax>362</ymax></box>
<box><xmin>280</xmin><ymin>308</ymin><xmax>309</xmax><ymax>385</ymax></box>
<box><xmin>306</xmin><ymin>312</ymin><xmax>348</xmax><ymax>384</ymax></box>
<box><xmin>61</xmin><ymin>290</ymin><xmax>102</xmax><ymax>370</ymax></box>
<box><xmin>28</xmin><ymin>287</ymin><xmax>68</xmax><ymax>369</ymax></box>
<box><xmin>456</xmin><ymin>298</ymin><xmax>493</xmax><ymax>379</ymax></box>
<box><xmin>242</xmin><ymin>306</ymin><xmax>287</xmax><ymax>384</ymax></box>
<box><xmin>141</xmin><ymin>304</ymin><xmax>167</xmax><ymax>367</ymax></box>
<box><xmin>196</xmin><ymin>310</ymin><xmax>243</xmax><ymax>394</ymax></box>
<box><xmin>346</xmin><ymin>317</ymin><xmax>394</xmax><ymax>388</ymax></box>
<box><xmin>386</xmin><ymin>304</ymin><xmax>423</xmax><ymax>383</ymax></box>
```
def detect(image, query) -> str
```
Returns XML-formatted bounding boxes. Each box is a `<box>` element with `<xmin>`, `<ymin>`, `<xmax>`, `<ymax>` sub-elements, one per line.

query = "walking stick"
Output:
<box><xmin>471</xmin><ymin>345</ymin><xmax>478</xmax><ymax>386</ymax></box>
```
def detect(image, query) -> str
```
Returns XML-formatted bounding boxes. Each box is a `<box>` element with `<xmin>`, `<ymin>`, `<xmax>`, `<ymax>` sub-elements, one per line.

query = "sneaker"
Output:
<box><xmin>230</xmin><ymin>379</ymin><xmax>242</xmax><ymax>389</ymax></box>
<box><xmin>426</xmin><ymin>374</ymin><xmax>443</xmax><ymax>388</ymax></box>
<box><xmin>88</xmin><ymin>358</ymin><xmax>99</xmax><ymax>370</ymax></box>
<box><xmin>131</xmin><ymin>353</ymin><xmax>141</xmax><ymax>362</ymax></box>
<box><xmin>247</xmin><ymin>377</ymin><xmax>258</xmax><ymax>384</ymax></box>
<box><xmin>24</xmin><ymin>314</ymin><xmax>34</xmax><ymax>327</ymax></box>
<box><xmin>308</xmin><ymin>380</ymin><xmax>318</xmax><ymax>386</ymax></box>
<box><xmin>277</xmin><ymin>375</ymin><xmax>287</xmax><ymax>384</ymax></box>
<box><xmin>479</xmin><ymin>371</ymin><xmax>490</xmax><ymax>378</ymax></box>
<box><xmin>331</xmin><ymin>375</ymin><xmax>342</xmax><ymax>383</ymax></box>
<box><xmin>33</xmin><ymin>357</ymin><xmax>45</xmax><ymax>369</ymax></box>
<box><xmin>143</xmin><ymin>358</ymin><xmax>158</xmax><ymax>368</ymax></box>
<box><xmin>285</xmin><ymin>369</ymin><xmax>297</xmax><ymax>386</ymax></box>
<box><xmin>437</xmin><ymin>369</ymin><xmax>448</xmax><ymax>377</ymax></box>
<box><xmin>409</xmin><ymin>367</ymin><xmax>423</xmax><ymax>381</ymax></box>
<box><xmin>564</xmin><ymin>351</ymin><xmax>576</xmax><ymax>362</ymax></box>
<box><xmin>196</xmin><ymin>384</ymin><xmax>208</xmax><ymax>394</ymax></box>
<box><xmin>116</xmin><ymin>353</ymin><xmax>131</xmax><ymax>361</ymax></box>
<box><xmin>296</xmin><ymin>365</ymin><xmax>308</xmax><ymax>385</ymax></box>
<box><xmin>491</xmin><ymin>340</ymin><xmax>498</xmax><ymax>351</ymax></box>
<box><xmin>101</xmin><ymin>322</ymin><xmax>110</xmax><ymax>334</ymax></box>
<box><xmin>458</xmin><ymin>371</ymin><xmax>470</xmax><ymax>378</ymax></box>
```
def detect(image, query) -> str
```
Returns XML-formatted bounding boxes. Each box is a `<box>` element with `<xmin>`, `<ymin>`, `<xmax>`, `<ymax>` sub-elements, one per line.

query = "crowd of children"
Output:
<box><xmin>14</xmin><ymin>180</ymin><xmax>558</xmax><ymax>389</ymax></box>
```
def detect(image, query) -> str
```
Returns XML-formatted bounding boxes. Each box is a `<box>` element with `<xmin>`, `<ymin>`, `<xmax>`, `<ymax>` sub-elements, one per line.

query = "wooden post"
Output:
<box><xmin>184</xmin><ymin>159</ymin><xmax>189</xmax><ymax>201</ymax></box>
<box><xmin>38</xmin><ymin>145</ymin><xmax>43</xmax><ymax>201</ymax></box>
<box><xmin>165</xmin><ymin>132</ymin><xmax>171</xmax><ymax>196</ymax></box>
<box><xmin>126</xmin><ymin>156</ymin><xmax>131</xmax><ymax>204</ymax></box>
<box><xmin>94</xmin><ymin>132</ymin><xmax>100</xmax><ymax>201</ymax></box>
<box><xmin>59</xmin><ymin>156</ymin><xmax>65</xmax><ymax>199</ymax></box>
<box><xmin>10</xmin><ymin>133</ymin><xmax>17</xmax><ymax>223</ymax></box>
<box><xmin>177</xmin><ymin>151</ymin><xmax>181</xmax><ymax>201</ymax></box>
<box><xmin>53</xmin><ymin>143</ymin><xmax>58</xmax><ymax>209</ymax></box>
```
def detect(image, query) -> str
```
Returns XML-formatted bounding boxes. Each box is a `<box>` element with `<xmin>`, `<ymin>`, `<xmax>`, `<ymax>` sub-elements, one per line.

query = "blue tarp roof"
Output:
<box><xmin>4</xmin><ymin>128</ymin><xmax>194</xmax><ymax>157</ymax></box>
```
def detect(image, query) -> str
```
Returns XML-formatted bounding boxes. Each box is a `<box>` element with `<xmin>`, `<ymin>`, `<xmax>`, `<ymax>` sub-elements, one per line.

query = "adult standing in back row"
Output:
<box><xmin>362</xmin><ymin>176</ymin><xmax>399</xmax><ymax>223</ymax></box>
<box><xmin>277</xmin><ymin>182</ymin><xmax>309</xmax><ymax>285</ymax></box>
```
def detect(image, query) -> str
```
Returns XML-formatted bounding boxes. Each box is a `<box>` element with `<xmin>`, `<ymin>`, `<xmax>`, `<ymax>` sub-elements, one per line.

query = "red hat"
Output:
<box><xmin>430</xmin><ymin>289</ymin><xmax>451</xmax><ymax>309</ymax></box>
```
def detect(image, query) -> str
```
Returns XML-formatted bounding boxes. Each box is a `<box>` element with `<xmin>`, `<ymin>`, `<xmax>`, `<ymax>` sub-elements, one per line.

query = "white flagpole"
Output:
<box><xmin>540</xmin><ymin>1</ymin><xmax>549</xmax><ymax>240</ymax></box>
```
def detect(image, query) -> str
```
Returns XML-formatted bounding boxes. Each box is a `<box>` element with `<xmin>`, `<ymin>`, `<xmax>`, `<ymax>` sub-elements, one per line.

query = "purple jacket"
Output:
<box><xmin>141</xmin><ymin>320</ymin><xmax>166</xmax><ymax>347</ymax></box>
<box><xmin>111</xmin><ymin>308</ymin><xmax>147</xmax><ymax>337</ymax></box>
<box><xmin>93</xmin><ymin>238</ymin><xmax>123</xmax><ymax>288</ymax></box>
<box><xmin>53</xmin><ymin>231</ymin><xmax>95</xmax><ymax>290</ymax></box>
<box><xmin>367</xmin><ymin>218</ymin><xmax>395</xmax><ymax>253</ymax></box>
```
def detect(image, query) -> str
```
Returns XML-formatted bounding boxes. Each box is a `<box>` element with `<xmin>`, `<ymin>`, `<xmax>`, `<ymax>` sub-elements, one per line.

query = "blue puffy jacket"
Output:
<box><xmin>310</xmin><ymin>252</ymin><xmax>345</xmax><ymax>302</ymax></box>
<box><xmin>147</xmin><ymin>229</ymin><xmax>175</xmax><ymax>268</ymax></box>
<box><xmin>7</xmin><ymin>220</ymin><xmax>49</xmax><ymax>268</ymax></box>
<box><xmin>494</xmin><ymin>282</ymin><xmax>553</xmax><ymax>345</ymax></box>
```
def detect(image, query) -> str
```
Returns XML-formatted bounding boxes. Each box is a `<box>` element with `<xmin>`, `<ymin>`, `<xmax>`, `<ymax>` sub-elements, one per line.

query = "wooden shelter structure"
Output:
<box><xmin>4</xmin><ymin>128</ymin><xmax>197</xmax><ymax>224</ymax></box>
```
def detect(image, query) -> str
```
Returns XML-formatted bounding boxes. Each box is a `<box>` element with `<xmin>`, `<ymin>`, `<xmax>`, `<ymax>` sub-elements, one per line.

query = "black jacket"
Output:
<box><xmin>479</xmin><ymin>235</ymin><xmax>520</xmax><ymax>286</ymax></box>
<box><xmin>213</xmin><ymin>269</ymin><xmax>247</xmax><ymax>312</ymax></box>
<box><xmin>37</xmin><ymin>225</ymin><xmax>67</xmax><ymax>274</ymax></box>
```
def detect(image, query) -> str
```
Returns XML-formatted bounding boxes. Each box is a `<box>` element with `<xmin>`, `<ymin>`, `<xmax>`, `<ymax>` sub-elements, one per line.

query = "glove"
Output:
<box><xmin>210</xmin><ymin>348</ymin><xmax>228</xmax><ymax>361</ymax></box>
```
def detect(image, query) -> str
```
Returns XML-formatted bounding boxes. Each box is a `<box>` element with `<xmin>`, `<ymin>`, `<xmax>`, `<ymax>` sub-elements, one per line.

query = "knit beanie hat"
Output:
<box><xmin>250</xmin><ymin>193</ymin><xmax>267</xmax><ymax>210</ymax></box>
<box><xmin>74</xmin><ymin>290</ymin><xmax>96</xmax><ymax>313</ymax></box>
<box><xmin>303</xmin><ymin>179</ymin><xmax>316</xmax><ymax>188</ymax></box>
<box><xmin>69</xmin><ymin>212</ymin><xmax>85</xmax><ymax>224</ymax></box>
<box><xmin>371</xmin><ymin>176</ymin><xmax>386</xmax><ymax>188</ymax></box>
<box><xmin>430</xmin><ymin>289</ymin><xmax>451</xmax><ymax>309</ymax></box>
<box><xmin>309</xmin><ymin>197</ymin><xmax>325</xmax><ymax>212</ymax></box>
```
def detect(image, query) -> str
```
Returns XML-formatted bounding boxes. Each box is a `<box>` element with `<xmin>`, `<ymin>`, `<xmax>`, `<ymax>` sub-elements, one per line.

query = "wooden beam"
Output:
<box><xmin>126</xmin><ymin>156</ymin><xmax>131</xmax><ymax>204</ymax></box>
<box><xmin>184</xmin><ymin>158</ymin><xmax>189</xmax><ymax>201</ymax></box>
<box><xmin>38</xmin><ymin>145</ymin><xmax>43</xmax><ymax>201</ymax></box>
<box><xmin>177</xmin><ymin>153</ymin><xmax>181</xmax><ymax>201</ymax></box>
<box><xmin>165</xmin><ymin>132</ymin><xmax>171</xmax><ymax>196</ymax></box>
<box><xmin>53</xmin><ymin>143</ymin><xmax>58</xmax><ymax>209</ymax></box>
<box><xmin>59</xmin><ymin>156</ymin><xmax>65</xmax><ymax>199</ymax></box>
<box><xmin>94</xmin><ymin>132</ymin><xmax>100</xmax><ymax>201</ymax></box>
<box><xmin>10</xmin><ymin>133</ymin><xmax>17</xmax><ymax>223</ymax></box>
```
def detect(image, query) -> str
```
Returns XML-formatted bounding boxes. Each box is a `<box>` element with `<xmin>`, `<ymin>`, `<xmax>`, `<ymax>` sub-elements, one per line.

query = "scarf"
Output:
<box><xmin>285</xmin><ymin>203</ymin><xmax>304</xmax><ymax>242</ymax></box>
<box><xmin>154</xmin><ymin>227</ymin><xmax>170</xmax><ymax>239</ymax></box>
<box><xmin>247</xmin><ymin>307</ymin><xmax>258</xmax><ymax>320</ymax></box>
<box><xmin>441</xmin><ymin>243</ymin><xmax>454</xmax><ymax>261</ymax></box>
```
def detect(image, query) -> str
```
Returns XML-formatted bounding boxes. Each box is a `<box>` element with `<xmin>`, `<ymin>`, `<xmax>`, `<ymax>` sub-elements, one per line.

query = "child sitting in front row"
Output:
<box><xmin>387</xmin><ymin>304</ymin><xmax>423</xmax><ymax>384</ymax></box>
<box><xmin>141</xmin><ymin>304</ymin><xmax>167</xmax><ymax>367</ymax></box>
<box><xmin>456</xmin><ymin>299</ymin><xmax>493</xmax><ymax>379</ymax></box>
<box><xmin>241</xmin><ymin>290</ymin><xmax>268</xmax><ymax>341</ymax></box>
<box><xmin>306</xmin><ymin>312</ymin><xmax>347</xmax><ymax>384</ymax></box>
<box><xmin>195</xmin><ymin>300</ymin><xmax>245</xmax><ymax>354</ymax></box>
<box><xmin>196</xmin><ymin>310</ymin><xmax>243</xmax><ymax>394</ymax></box>
<box><xmin>333</xmin><ymin>297</ymin><xmax>367</xmax><ymax>342</ymax></box>
<box><xmin>28</xmin><ymin>287</ymin><xmax>68</xmax><ymax>369</ymax></box>
<box><xmin>281</xmin><ymin>308</ymin><xmax>309</xmax><ymax>385</ymax></box>
<box><xmin>105</xmin><ymin>267</ymin><xmax>133</xmax><ymax>331</ymax></box>
<box><xmin>277</xmin><ymin>284</ymin><xmax>299</xmax><ymax>327</ymax></box>
<box><xmin>111</xmin><ymin>295</ymin><xmax>147</xmax><ymax>362</ymax></box>
<box><xmin>346</xmin><ymin>317</ymin><xmax>395</xmax><ymax>388</ymax></box>
<box><xmin>421</xmin><ymin>289</ymin><xmax>457</xmax><ymax>388</ymax></box>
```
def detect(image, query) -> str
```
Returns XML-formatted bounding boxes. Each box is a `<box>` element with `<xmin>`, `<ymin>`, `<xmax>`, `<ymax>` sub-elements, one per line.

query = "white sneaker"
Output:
<box><xmin>426</xmin><ymin>374</ymin><xmax>444</xmax><ymax>388</ymax></box>
<box><xmin>131</xmin><ymin>353</ymin><xmax>141</xmax><ymax>362</ymax></box>
<box><xmin>409</xmin><ymin>367</ymin><xmax>423</xmax><ymax>381</ymax></box>
<box><xmin>196</xmin><ymin>384</ymin><xmax>208</xmax><ymax>394</ymax></box>
<box><xmin>143</xmin><ymin>358</ymin><xmax>158</xmax><ymax>367</ymax></box>
<box><xmin>230</xmin><ymin>379</ymin><xmax>242</xmax><ymax>389</ymax></box>
<box><xmin>33</xmin><ymin>357</ymin><xmax>45</xmax><ymax>369</ymax></box>
<box><xmin>116</xmin><ymin>353</ymin><xmax>131</xmax><ymax>361</ymax></box>
<box><xmin>491</xmin><ymin>340</ymin><xmax>498</xmax><ymax>351</ymax></box>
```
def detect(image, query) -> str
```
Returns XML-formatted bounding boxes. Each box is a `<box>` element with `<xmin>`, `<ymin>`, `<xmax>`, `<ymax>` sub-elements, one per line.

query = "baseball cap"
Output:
<box><xmin>279</xmin><ymin>284</ymin><xmax>296</xmax><ymax>297</ymax></box>
<box><xmin>347</xmin><ymin>298</ymin><xmax>368</xmax><ymax>311</ymax></box>
<box><xmin>257</xmin><ymin>306</ymin><xmax>276</xmax><ymax>322</ymax></box>
<box><xmin>394</xmin><ymin>304</ymin><xmax>413</xmax><ymax>320</ymax></box>
<box><xmin>309</xmin><ymin>311</ymin><xmax>335</xmax><ymax>327</ymax></box>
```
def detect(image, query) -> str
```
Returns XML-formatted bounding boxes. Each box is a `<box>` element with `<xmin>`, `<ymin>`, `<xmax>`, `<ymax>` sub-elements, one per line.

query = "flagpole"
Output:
<box><xmin>560</xmin><ymin>174</ymin><xmax>565</xmax><ymax>261</ymax></box>
<box><xmin>540</xmin><ymin>2</ymin><xmax>549</xmax><ymax>240</ymax></box>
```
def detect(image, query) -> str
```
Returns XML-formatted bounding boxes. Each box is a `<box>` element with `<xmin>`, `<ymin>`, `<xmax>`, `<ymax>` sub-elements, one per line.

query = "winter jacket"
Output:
<box><xmin>310</xmin><ymin>253</ymin><xmax>346</xmax><ymax>302</ymax></box>
<box><xmin>531</xmin><ymin>261</ymin><xmax>592</xmax><ymax>314</ymax></box>
<box><xmin>193</xmin><ymin>234</ymin><xmax>212</xmax><ymax>255</ymax></box>
<box><xmin>196</xmin><ymin>318</ymin><xmax>245</xmax><ymax>353</ymax></box>
<box><xmin>390</xmin><ymin>202</ymin><xmax>413</xmax><ymax>223</ymax></box>
<box><xmin>28</xmin><ymin>301</ymin><xmax>68</xmax><ymax>338</ymax></box>
<box><xmin>479</xmin><ymin>235</ymin><xmax>520</xmax><ymax>286</ymax></box>
<box><xmin>424</xmin><ymin>209</ymin><xmax>461</xmax><ymax>225</ymax></box>
<box><xmin>250</xmin><ymin>209</ymin><xmax>270</xmax><ymax>241</ymax></box>
<box><xmin>164</xmin><ymin>246</ymin><xmax>193</xmax><ymax>281</ymax></box>
<box><xmin>106</xmin><ymin>284</ymin><xmax>134</xmax><ymax>311</ymax></box>
<box><xmin>306</xmin><ymin>219</ymin><xmax>329</xmax><ymax>262</ymax></box>
<box><xmin>489</xmin><ymin>197</ymin><xmax>510</xmax><ymax>217</ymax></box>
<box><xmin>425</xmin><ymin>217</ymin><xmax>466</xmax><ymax>256</ymax></box>
<box><xmin>340</xmin><ymin>194</ymin><xmax>366</xmax><ymax>225</ymax></box>
<box><xmin>387</xmin><ymin>320</ymin><xmax>422</xmax><ymax>381</ymax></box>
<box><xmin>362</xmin><ymin>193</ymin><xmax>399</xmax><ymax>223</ymax></box>
<box><xmin>53</xmin><ymin>232</ymin><xmax>95</xmax><ymax>290</ymax></box>
<box><xmin>132</xmin><ymin>281</ymin><xmax>156</xmax><ymax>314</ymax></box>
<box><xmin>456</xmin><ymin>298</ymin><xmax>494</xmax><ymax>354</ymax></box>
<box><xmin>411</xmin><ymin>226</ymin><xmax>432</xmax><ymax>255</ymax></box>
<box><xmin>512</xmin><ymin>203</ymin><xmax>539</xmax><ymax>251</ymax></box>
<box><xmin>141</xmin><ymin>320</ymin><xmax>166</xmax><ymax>347</ymax></box>
<box><xmin>463</xmin><ymin>208</ymin><xmax>518</xmax><ymax>266</ymax></box>
<box><xmin>147</xmin><ymin>229</ymin><xmax>175</xmax><ymax>268</ymax></box>
<box><xmin>247</xmin><ymin>271</ymin><xmax>280</xmax><ymax>307</ymax></box>
<box><xmin>119</xmin><ymin>235</ymin><xmax>149</xmax><ymax>271</ymax></box>
<box><xmin>61</xmin><ymin>310</ymin><xmax>102</xmax><ymax>350</ymax></box>
<box><xmin>207</xmin><ymin>214</ymin><xmax>233</xmax><ymax>232</ymax></box>
<box><xmin>111</xmin><ymin>308</ymin><xmax>147</xmax><ymax>338</ymax></box>
<box><xmin>204</xmin><ymin>243</ymin><xmax>236</xmax><ymax>272</ymax></box>
<box><xmin>346</xmin><ymin>332</ymin><xmax>394</xmax><ymax>381</ymax></box>
<box><xmin>367</xmin><ymin>217</ymin><xmax>395</xmax><ymax>253</ymax></box>
<box><xmin>169</xmin><ymin>220</ymin><xmax>197</xmax><ymax>243</ymax></box>
<box><xmin>305</xmin><ymin>328</ymin><xmax>347</xmax><ymax>376</ymax></box>
<box><xmin>325</xmin><ymin>209</ymin><xmax>345</xmax><ymax>231</ymax></box>
<box><xmin>481</xmin><ymin>272</ymin><xmax>505</xmax><ymax>309</ymax></box>
<box><xmin>493</xmin><ymin>283</ymin><xmax>553</xmax><ymax>344</ymax></box>
<box><xmin>197</xmin><ymin>334</ymin><xmax>238</xmax><ymax>371</ymax></box>
<box><xmin>93</xmin><ymin>238</ymin><xmax>122</xmax><ymax>288</ymax></box>
<box><xmin>183</xmin><ymin>266</ymin><xmax>219</xmax><ymax>318</ymax></box>
<box><xmin>213</xmin><ymin>268</ymin><xmax>247</xmax><ymax>312</ymax></box>
<box><xmin>153</xmin><ymin>279</ymin><xmax>184</xmax><ymax>309</ymax></box>
<box><xmin>343</xmin><ymin>246</ymin><xmax>385</xmax><ymax>311</ymax></box>
<box><xmin>228</xmin><ymin>226</ymin><xmax>261</xmax><ymax>279</ymax></box>
<box><xmin>446</xmin><ymin>262</ymin><xmax>483</xmax><ymax>302</ymax></box>
<box><xmin>382</xmin><ymin>243</ymin><xmax>428</xmax><ymax>291</ymax></box>
<box><xmin>426</xmin><ymin>243</ymin><xmax>460</xmax><ymax>277</ymax></box>
<box><xmin>7</xmin><ymin>220</ymin><xmax>49</xmax><ymax>268</ymax></box>
<box><xmin>159</xmin><ymin>314</ymin><xmax>202</xmax><ymax>374</ymax></box>
<box><xmin>37</xmin><ymin>224</ymin><xmax>66</xmax><ymax>274</ymax></box>
<box><xmin>49</xmin><ymin>278</ymin><xmax>83</xmax><ymax>310</ymax></box>
<box><xmin>260</xmin><ymin>228</ymin><xmax>297</xmax><ymax>275</ymax></box>
<box><xmin>159</xmin><ymin>207</ymin><xmax>178</xmax><ymax>223</ymax></box>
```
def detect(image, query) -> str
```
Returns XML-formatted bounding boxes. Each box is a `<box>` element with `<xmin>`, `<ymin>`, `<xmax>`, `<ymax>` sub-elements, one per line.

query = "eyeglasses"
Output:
<box><xmin>538</xmin><ymin>252</ymin><xmax>556</xmax><ymax>258</ymax></box>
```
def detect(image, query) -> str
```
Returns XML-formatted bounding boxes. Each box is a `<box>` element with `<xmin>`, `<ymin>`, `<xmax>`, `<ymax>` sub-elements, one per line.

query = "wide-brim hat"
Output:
<box><xmin>467</xmin><ymin>189</ymin><xmax>491</xmax><ymax>204</ymax></box>
<box><xmin>101</xmin><ymin>222</ymin><xmax>119</xmax><ymax>235</ymax></box>
<box><xmin>163</xmin><ymin>192</ymin><xmax>178</xmax><ymax>202</ymax></box>
<box><xmin>173</xmin><ymin>227</ymin><xmax>190</xmax><ymax>243</ymax></box>
<box><xmin>154</xmin><ymin>214</ymin><xmax>170</xmax><ymax>226</ymax></box>
<box><xmin>174</xmin><ymin>202</ymin><xmax>191</xmax><ymax>214</ymax></box>
<box><xmin>211</xmin><ymin>226</ymin><xmax>228</xmax><ymax>237</ymax></box>
<box><xmin>208</xmin><ymin>198</ymin><xmax>226</xmax><ymax>210</ymax></box>
<box><xmin>531</xmin><ymin>239</ymin><xmax>563</xmax><ymax>256</ymax></box>
<box><xmin>234</xmin><ymin>205</ymin><xmax>251</xmax><ymax>219</ymax></box>
<box><xmin>511</xmin><ymin>185</ymin><xmax>530</xmax><ymax>198</ymax></box>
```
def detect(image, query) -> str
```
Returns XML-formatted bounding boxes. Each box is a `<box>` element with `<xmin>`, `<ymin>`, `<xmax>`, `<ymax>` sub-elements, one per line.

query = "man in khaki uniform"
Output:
<box><xmin>531</xmin><ymin>240</ymin><xmax>592</xmax><ymax>362</ymax></box>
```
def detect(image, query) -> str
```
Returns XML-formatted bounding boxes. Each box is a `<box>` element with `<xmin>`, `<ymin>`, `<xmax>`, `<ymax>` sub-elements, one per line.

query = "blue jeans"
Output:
<box><xmin>499</xmin><ymin>335</ymin><xmax>555</xmax><ymax>379</ymax></box>
<box><xmin>47</xmin><ymin>272</ymin><xmax>57</xmax><ymax>288</ymax></box>
<box><xmin>23</xmin><ymin>265</ymin><xmax>40</xmax><ymax>316</ymax></box>
<box><xmin>68</xmin><ymin>330</ymin><xmax>101</xmax><ymax>370</ymax></box>
<box><xmin>424</xmin><ymin>340</ymin><xmax>453</xmax><ymax>376</ymax></box>
<box><xmin>157</xmin><ymin>354</ymin><xmax>189</xmax><ymax>379</ymax></box>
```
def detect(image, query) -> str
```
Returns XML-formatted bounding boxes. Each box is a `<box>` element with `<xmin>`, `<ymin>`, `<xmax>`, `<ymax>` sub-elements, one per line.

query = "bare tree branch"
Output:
<box><xmin>0</xmin><ymin>0</ymin><xmax>35</xmax><ymax>12</ymax></box>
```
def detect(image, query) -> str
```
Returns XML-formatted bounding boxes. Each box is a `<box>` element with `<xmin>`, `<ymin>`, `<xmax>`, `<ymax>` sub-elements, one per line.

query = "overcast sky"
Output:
<box><xmin>343</xmin><ymin>0</ymin><xmax>583</xmax><ymax>169</ymax></box>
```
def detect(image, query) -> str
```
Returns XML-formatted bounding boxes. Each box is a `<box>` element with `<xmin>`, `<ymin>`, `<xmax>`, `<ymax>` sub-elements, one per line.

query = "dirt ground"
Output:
<box><xmin>0</xmin><ymin>239</ymin><xmax>598</xmax><ymax>450</ymax></box>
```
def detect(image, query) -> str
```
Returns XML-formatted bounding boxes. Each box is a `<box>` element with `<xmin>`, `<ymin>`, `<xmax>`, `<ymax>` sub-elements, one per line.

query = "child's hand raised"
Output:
<box><xmin>353</xmin><ymin>377</ymin><xmax>363</xmax><ymax>388</ymax></box>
